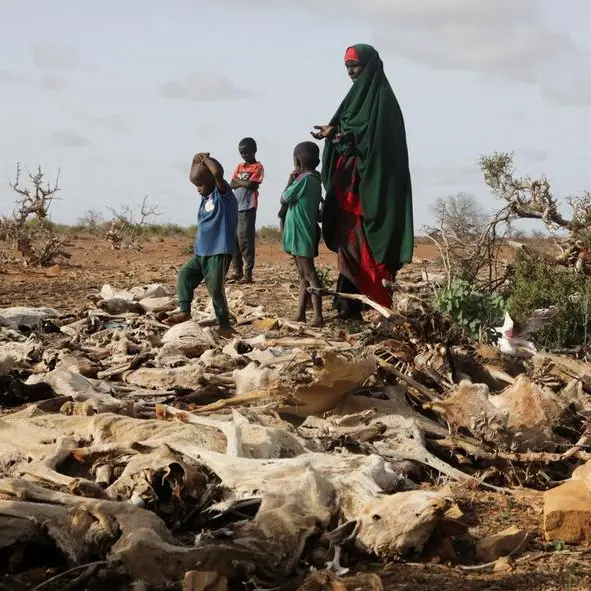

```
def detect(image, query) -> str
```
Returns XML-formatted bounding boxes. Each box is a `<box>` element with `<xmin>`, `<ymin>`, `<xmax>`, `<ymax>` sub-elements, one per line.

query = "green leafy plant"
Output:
<box><xmin>434</xmin><ymin>279</ymin><xmax>506</xmax><ymax>342</ymax></box>
<box><xmin>553</xmin><ymin>540</ymin><xmax>565</xmax><ymax>552</ymax></box>
<box><xmin>507</xmin><ymin>252</ymin><xmax>591</xmax><ymax>349</ymax></box>
<box><xmin>316</xmin><ymin>265</ymin><xmax>334</xmax><ymax>290</ymax></box>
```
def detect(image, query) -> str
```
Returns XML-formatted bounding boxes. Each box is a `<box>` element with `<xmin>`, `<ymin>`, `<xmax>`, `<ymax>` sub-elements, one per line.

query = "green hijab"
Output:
<box><xmin>321</xmin><ymin>43</ymin><xmax>414</xmax><ymax>269</ymax></box>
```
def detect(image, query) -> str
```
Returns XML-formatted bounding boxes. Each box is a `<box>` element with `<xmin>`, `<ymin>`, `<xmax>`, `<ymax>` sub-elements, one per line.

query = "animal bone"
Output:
<box><xmin>195</xmin><ymin>348</ymin><xmax>376</xmax><ymax>418</ymax></box>
<box><xmin>0</xmin><ymin>306</ymin><xmax>60</xmax><ymax>331</ymax></box>
<box><xmin>425</xmin><ymin>381</ymin><xmax>511</xmax><ymax>446</ymax></box>
<box><xmin>25</xmin><ymin>367</ymin><xmax>123</xmax><ymax>410</ymax></box>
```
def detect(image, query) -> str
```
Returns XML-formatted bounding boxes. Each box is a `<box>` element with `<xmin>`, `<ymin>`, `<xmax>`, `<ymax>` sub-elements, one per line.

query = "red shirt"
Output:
<box><xmin>232</xmin><ymin>161</ymin><xmax>264</xmax><ymax>210</ymax></box>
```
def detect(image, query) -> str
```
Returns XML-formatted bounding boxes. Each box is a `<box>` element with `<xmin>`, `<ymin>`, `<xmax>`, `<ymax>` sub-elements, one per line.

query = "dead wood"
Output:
<box><xmin>429</xmin><ymin>437</ymin><xmax>590</xmax><ymax>464</ymax></box>
<box><xmin>3</xmin><ymin>281</ymin><xmax>591</xmax><ymax>588</ymax></box>
<box><xmin>307</xmin><ymin>287</ymin><xmax>393</xmax><ymax>318</ymax></box>
<box><xmin>32</xmin><ymin>560</ymin><xmax>107</xmax><ymax>591</ymax></box>
<box><xmin>374</xmin><ymin>356</ymin><xmax>441</xmax><ymax>403</ymax></box>
<box><xmin>297</xmin><ymin>571</ymin><xmax>383</xmax><ymax>591</ymax></box>
<box><xmin>3</xmin><ymin>164</ymin><xmax>70</xmax><ymax>267</ymax></box>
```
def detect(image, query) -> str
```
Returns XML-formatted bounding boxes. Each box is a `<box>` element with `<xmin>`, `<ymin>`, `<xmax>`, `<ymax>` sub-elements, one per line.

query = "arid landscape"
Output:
<box><xmin>3</xmin><ymin>1</ymin><xmax>591</xmax><ymax>589</ymax></box>
<box><xmin>0</xmin><ymin>235</ymin><xmax>335</xmax><ymax>314</ymax></box>
<box><xmin>1</xmin><ymin>146</ymin><xmax>591</xmax><ymax>591</ymax></box>
<box><xmin>1</xmin><ymin>227</ymin><xmax>591</xmax><ymax>591</ymax></box>
<box><xmin>0</xmin><ymin>233</ymin><xmax>444</xmax><ymax>310</ymax></box>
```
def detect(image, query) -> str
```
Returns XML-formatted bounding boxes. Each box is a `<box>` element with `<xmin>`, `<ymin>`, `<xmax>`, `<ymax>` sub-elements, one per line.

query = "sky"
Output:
<box><xmin>1</xmin><ymin>0</ymin><xmax>590</xmax><ymax>231</ymax></box>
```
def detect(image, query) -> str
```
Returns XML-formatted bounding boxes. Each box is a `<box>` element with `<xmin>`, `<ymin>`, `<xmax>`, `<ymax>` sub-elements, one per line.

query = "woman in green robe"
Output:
<box><xmin>312</xmin><ymin>44</ymin><xmax>414</xmax><ymax>319</ymax></box>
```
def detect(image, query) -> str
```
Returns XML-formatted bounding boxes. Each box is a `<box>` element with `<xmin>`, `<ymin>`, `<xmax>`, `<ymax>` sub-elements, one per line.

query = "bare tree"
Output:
<box><xmin>105</xmin><ymin>196</ymin><xmax>161</xmax><ymax>251</ymax></box>
<box><xmin>430</xmin><ymin>192</ymin><xmax>488</xmax><ymax>240</ymax></box>
<box><xmin>425</xmin><ymin>189</ymin><xmax>509</xmax><ymax>291</ymax></box>
<box><xmin>1</xmin><ymin>163</ymin><xmax>71</xmax><ymax>266</ymax></box>
<box><xmin>480</xmin><ymin>152</ymin><xmax>591</xmax><ymax>271</ymax></box>
<box><xmin>77</xmin><ymin>209</ymin><xmax>104</xmax><ymax>230</ymax></box>
<box><xmin>425</xmin><ymin>152</ymin><xmax>591</xmax><ymax>289</ymax></box>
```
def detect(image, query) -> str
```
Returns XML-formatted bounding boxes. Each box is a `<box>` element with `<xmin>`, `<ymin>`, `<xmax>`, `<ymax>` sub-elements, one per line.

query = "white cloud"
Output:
<box><xmin>40</xmin><ymin>73</ymin><xmax>68</xmax><ymax>91</ymax></box>
<box><xmin>319</xmin><ymin>0</ymin><xmax>574</xmax><ymax>71</ymax></box>
<box><xmin>157</xmin><ymin>72</ymin><xmax>250</xmax><ymax>102</ymax></box>
<box><xmin>220</xmin><ymin>0</ymin><xmax>590</xmax><ymax>105</ymax></box>
<box><xmin>357</xmin><ymin>1</ymin><xmax>589</xmax><ymax>105</ymax></box>
<box><xmin>32</xmin><ymin>41</ymin><xmax>96</xmax><ymax>71</ymax></box>
<box><xmin>0</xmin><ymin>69</ymin><xmax>25</xmax><ymax>85</ymax></box>
<box><xmin>52</xmin><ymin>130</ymin><xmax>90</xmax><ymax>147</ymax></box>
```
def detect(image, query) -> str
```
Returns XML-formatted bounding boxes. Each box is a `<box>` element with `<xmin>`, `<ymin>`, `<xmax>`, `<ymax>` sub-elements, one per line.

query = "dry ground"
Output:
<box><xmin>0</xmin><ymin>235</ymin><xmax>442</xmax><ymax>314</ymax></box>
<box><xmin>1</xmin><ymin>234</ymin><xmax>590</xmax><ymax>591</ymax></box>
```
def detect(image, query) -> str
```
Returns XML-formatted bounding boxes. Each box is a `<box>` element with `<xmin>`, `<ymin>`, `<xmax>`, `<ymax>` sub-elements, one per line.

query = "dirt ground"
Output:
<box><xmin>1</xmin><ymin>234</ymin><xmax>590</xmax><ymax>591</ymax></box>
<box><xmin>0</xmin><ymin>235</ymin><xmax>443</xmax><ymax>313</ymax></box>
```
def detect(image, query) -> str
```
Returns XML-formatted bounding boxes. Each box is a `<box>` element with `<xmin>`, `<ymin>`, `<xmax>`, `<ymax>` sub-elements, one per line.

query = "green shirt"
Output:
<box><xmin>281</xmin><ymin>171</ymin><xmax>322</xmax><ymax>258</ymax></box>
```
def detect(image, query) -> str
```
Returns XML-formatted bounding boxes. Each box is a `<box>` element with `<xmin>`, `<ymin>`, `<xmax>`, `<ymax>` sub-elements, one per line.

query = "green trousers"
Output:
<box><xmin>177</xmin><ymin>254</ymin><xmax>232</xmax><ymax>326</ymax></box>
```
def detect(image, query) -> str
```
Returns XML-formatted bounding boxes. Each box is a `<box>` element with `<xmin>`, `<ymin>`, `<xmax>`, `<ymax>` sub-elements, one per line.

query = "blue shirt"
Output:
<box><xmin>194</xmin><ymin>181</ymin><xmax>238</xmax><ymax>256</ymax></box>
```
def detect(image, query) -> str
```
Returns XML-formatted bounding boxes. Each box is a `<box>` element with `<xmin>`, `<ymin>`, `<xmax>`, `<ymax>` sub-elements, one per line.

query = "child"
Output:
<box><xmin>278</xmin><ymin>176</ymin><xmax>324</xmax><ymax>312</ymax></box>
<box><xmin>280</xmin><ymin>142</ymin><xmax>324</xmax><ymax>326</ymax></box>
<box><xmin>278</xmin><ymin>182</ymin><xmax>323</xmax><ymax>249</ymax></box>
<box><xmin>229</xmin><ymin>137</ymin><xmax>264</xmax><ymax>283</ymax></box>
<box><xmin>166</xmin><ymin>153</ymin><xmax>238</xmax><ymax>334</ymax></box>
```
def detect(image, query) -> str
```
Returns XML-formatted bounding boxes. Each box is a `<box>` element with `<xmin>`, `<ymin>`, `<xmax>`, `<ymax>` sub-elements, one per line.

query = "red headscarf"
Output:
<box><xmin>344</xmin><ymin>46</ymin><xmax>360</xmax><ymax>63</ymax></box>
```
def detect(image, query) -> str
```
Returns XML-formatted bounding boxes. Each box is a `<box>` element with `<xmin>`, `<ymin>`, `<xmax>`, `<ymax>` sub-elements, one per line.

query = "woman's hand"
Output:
<box><xmin>311</xmin><ymin>125</ymin><xmax>335</xmax><ymax>140</ymax></box>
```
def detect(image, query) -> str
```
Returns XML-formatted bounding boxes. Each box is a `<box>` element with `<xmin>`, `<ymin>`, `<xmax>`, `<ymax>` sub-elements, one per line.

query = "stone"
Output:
<box><xmin>476</xmin><ymin>526</ymin><xmax>528</xmax><ymax>562</ymax></box>
<box><xmin>543</xmin><ymin>480</ymin><xmax>591</xmax><ymax>545</ymax></box>
<box><xmin>572</xmin><ymin>458</ymin><xmax>591</xmax><ymax>490</ymax></box>
<box><xmin>182</xmin><ymin>571</ymin><xmax>228</xmax><ymax>591</ymax></box>
<box><xmin>492</xmin><ymin>556</ymin><xmax>514</xmax><ymax>573</ymax></box>
<box><xmin>253</xmin><ymin>317</ymin><xmax>280</xmax><ymax>332</ymax></box>
<box><xmin>44</xmin><ymin>264</ymin><xmax>61</xmax><ymax>277</ymax></box>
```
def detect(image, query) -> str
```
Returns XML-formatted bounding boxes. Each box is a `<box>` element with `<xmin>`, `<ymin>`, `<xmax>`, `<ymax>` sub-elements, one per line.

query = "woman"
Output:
<box><xmin>312</xmin><ymin>44</ymin><xmax>414</xmax><ymax>319</ymax></box>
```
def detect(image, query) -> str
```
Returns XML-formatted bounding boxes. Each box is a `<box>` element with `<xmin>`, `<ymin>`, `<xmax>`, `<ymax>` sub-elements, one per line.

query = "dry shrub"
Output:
<box><xmin>105</xmin><ymin>196</ymin><xmax>161</xmax><ymax>251</ymax></box>
<box><xmin>1</xmin><ymin>163</ymin><xmax>71</xmax><ymax>267</ymax></box>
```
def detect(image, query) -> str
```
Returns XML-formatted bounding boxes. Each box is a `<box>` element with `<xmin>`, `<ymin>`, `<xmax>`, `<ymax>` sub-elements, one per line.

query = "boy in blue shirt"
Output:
<box><xmin>166</xmin><ymin>153</ymin><xmax>238</xmax><ymax>333</ymax></box>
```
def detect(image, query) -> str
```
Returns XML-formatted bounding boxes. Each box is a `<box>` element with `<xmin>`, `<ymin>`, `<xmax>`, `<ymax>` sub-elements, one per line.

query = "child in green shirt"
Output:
<box><xmin>280</xmin><ymin>142</ymin><xmax>324</xmax><ymax>326</ymax></box>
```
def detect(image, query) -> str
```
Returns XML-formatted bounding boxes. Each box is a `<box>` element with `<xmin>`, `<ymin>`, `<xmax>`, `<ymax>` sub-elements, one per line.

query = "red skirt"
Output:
<box><xmin>333</xmin><ymin>155</ymin><xmax>392</xmax><ymax>308</ymax></box>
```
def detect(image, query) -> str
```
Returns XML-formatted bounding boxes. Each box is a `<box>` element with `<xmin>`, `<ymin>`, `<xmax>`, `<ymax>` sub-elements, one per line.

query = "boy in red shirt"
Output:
<box><xmin>229</xmin><ymin>137</ymin><xmax>264</xmax><ymax>283</ymax></box>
